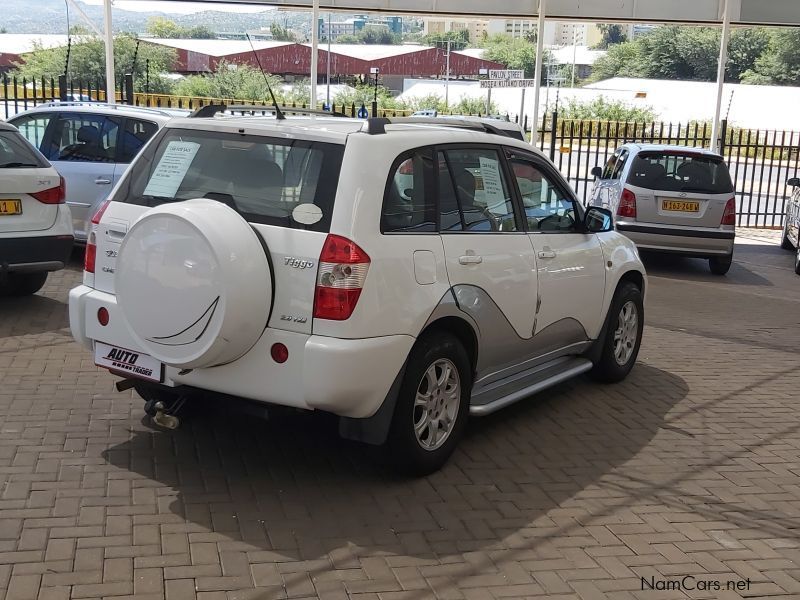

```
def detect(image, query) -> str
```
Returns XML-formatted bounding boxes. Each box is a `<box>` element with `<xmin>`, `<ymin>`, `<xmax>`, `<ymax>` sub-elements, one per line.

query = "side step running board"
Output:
<box><xmin>469</xmin><ymin>358</ymin><xmax>593</xmax><ymax>417</ymax></box>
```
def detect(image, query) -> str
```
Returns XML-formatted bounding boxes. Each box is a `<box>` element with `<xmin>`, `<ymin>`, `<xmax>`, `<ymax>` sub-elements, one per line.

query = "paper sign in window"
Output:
<box><xmin>478</xmin><ymin>156</ymin><xmax>506</xmax><ymax>209</ymax></box>
<box><xmin>143</xmin><ymin>141</ymin><xmax>200</xmax><ymax>198</ymax></box>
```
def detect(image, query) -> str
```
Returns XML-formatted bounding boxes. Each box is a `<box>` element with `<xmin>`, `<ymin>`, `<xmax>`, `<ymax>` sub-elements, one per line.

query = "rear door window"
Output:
<box><xmin>46</xmin><ymin>113</ymin><xmax>120</xmax><ymax>163</ymax></box>
<box><xmin>119</xmin><ymin>127</ymin><xmax>344</xmax><ymax>232</ymax></box>
<box><xmin>118</xmin><ymin>118</ymin><xmax>159</xmax><ymax>164</ymax></box>
<box><xmin>628</xmin><ymin>151</ymin><xmax>734</xmax><ymax>194</ymax></box>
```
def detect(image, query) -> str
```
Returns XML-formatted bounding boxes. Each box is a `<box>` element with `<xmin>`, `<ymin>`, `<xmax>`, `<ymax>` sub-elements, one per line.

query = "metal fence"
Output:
<box><xmin>534</xmin><ymin>113</ymin><xmax>798</xmax><ymax>228</ymax></box>
<box><xmin>2</xmin><ymin>76</ymin><xmax>796</xmax><ymax>228</ymax></box>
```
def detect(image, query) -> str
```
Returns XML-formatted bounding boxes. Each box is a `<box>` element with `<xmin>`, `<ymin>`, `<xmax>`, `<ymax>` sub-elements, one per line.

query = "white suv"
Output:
<box><xmin>0</xmin><ymin>122</ymin><xmax>72</xmax><ymax>296</ymax></box>
<box><xmin>69</xmin><ymin>112</ymin><xmax>647</xmax><ymax>474</ymax></box>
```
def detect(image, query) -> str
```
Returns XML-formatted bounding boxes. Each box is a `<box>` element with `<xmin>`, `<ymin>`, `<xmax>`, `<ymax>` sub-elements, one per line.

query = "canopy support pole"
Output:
<box><xmin>103</xmin><ymin>0</ymin><xmax>115</xmax><ymax>104</ymax></box>
<box><xmin>311</xmin><ymin>0</ymin><xmax>319</xmax><ymax>109</ymax></box>
<box><xmin>531</xmin><ymin>0</ymin><xmax>546</xmax><ymax>146</ymax></box>
<box><xmin>711</xmin><ymin>0</ymin><xmax>731</xmax><ymax>153</ymax></box>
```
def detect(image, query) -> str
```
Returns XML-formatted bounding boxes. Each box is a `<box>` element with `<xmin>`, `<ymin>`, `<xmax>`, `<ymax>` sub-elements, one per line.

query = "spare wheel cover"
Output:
<box><xmin>115</xmin><ymin>199</ymin><xmax>272</xmax><ymax>369</ymax></box>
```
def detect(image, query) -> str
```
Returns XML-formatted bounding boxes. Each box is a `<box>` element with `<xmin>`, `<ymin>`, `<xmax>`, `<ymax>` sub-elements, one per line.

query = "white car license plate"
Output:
<box><xmin>94</xmin><ymin>342</ymin><xmax>163</xmax><ymax>382</ymax></box>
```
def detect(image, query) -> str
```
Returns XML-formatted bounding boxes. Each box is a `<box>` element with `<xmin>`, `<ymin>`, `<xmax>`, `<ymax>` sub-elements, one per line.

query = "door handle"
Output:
<box><xmin>538</xmin><ymin>250</ymin><xmax>557</xmax><ymax>259</ymax></box>
<box><xmin>459</xmin><ymin>255</ymin><xmax>483</xmax><ymax>265</ymax></box>
<box><xmin>94</xmin><ymin>178</ymin><xmax>112</xmax><ymax>185</ymax></box>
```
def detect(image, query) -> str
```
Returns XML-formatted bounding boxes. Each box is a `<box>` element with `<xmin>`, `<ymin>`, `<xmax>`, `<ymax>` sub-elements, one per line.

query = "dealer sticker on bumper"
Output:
<box><xmin>94</xmin><ymin>342</ymin><xmax>164</xmax><ymax>383</ymax></box>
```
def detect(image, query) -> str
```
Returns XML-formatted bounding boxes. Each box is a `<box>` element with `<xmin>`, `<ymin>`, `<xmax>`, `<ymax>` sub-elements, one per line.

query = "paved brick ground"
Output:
<box><xmin>1</xmin><ymin>235</ymin><xmax>799</xmax><ymax>600</ymax></box>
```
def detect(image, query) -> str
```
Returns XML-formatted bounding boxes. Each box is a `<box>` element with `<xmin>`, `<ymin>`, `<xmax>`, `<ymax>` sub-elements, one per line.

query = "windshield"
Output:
<box><xmin>627</xmin><ymin>151</ymin><xmax>733</xmax><ymax>194</ymax></box>
<box><xmin>118</xmin><ymin>127</ymin><xmax>344</xmax><ymax>232</ymax></box>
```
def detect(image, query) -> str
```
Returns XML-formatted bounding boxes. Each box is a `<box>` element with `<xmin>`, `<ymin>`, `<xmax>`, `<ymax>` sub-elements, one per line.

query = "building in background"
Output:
<box><xmin>319</xmin><ymin>15</ymin><xmax>402</xmax><ymax>41</ymax></box>
<box><xmin>422</xmin><ymin>18</ymin><xmax>489</xmax><ymax>43</ymax></box>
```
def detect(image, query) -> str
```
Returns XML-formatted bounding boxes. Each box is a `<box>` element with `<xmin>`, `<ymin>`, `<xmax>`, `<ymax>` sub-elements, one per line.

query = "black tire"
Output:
<box><xmin>0</xmin><ymin>272</ymin><xmax>48</xmax><ymax>297</ymax></box>
<box><xmin>794</xmin><ymin>246</ymin><xmax>800</xmax><ymax>275</ymax></box>
<box><xmin>709</xmin><ymin>254</ymin><xmax>733</xmax><ymax>276</ymax></box>
<box><xmin>589</xmin><ymin>282</ymin><xmax>644</xmax><ymax>384</ymax></box>
<box><xmin>781</xmin><ymin>221</ymin><xmax>794</xmax><ymax>250</ymax></box>
<box><xmin>386</xmin><ymin>332</ymin><xmax>471</xmax><ymax>476</ymax></box>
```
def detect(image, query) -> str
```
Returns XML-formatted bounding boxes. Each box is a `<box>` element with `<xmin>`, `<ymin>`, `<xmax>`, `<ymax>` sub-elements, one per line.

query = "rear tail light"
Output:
<box><xmin>617</xmin><ymin>188</ymin><xmax>637</xmax><ymax>219</ymax></box>
<box><xmin>31</xmin><ymin>176</ymin><xmax>66</xmax><ymax>204</ymax></box>
<box><xmin>721</xmin><ymin>197</ymin><xmax>736</xmax><ymax>226</ymax></box>
<box><xmin>313</xmin><ymin>234</ymin><xmax>370</xmax><ymax>321</ymax></box>
<box><xmin>84</xmin><ymin>200</ymin><xmax>111</xmax><ymax>274</ymax></box>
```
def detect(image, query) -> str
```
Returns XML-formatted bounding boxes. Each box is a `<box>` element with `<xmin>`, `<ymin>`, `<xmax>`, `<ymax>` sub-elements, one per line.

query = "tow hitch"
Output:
<box><xmin>145</xmin><ymin>396</ymin><xmax>187</xmax><ymax>430</ymax></box>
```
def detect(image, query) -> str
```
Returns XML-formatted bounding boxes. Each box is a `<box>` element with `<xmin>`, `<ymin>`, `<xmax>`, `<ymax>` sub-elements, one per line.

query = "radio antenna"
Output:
<box><xmin>246</xmin><ymin>33</ymin><xmax>285</xmax><ymax>120</ymax></box>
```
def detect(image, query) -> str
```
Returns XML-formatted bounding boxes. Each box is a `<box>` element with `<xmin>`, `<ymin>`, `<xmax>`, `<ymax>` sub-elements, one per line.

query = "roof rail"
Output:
<box><xmin>188</xmin><ymin>103</ymin><xmax>349</xmax><ymax>119</ymax></box>
<box><xmin>361</xmin><ymin>116</ymin><xmax>511</xmax><ymax>137</ymax></box>
<box><xmin>32</xmin><ymin>101</ymin><xmax>180</xmax><ymax>117</ymax></box>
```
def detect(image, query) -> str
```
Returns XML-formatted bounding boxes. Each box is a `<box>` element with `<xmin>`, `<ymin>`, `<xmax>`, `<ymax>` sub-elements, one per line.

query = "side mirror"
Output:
<box><xmin>584</xmin><ymin>206</ymin><xmax>614</xmax><ymax>233</ymax></box>
<box><xmin>591</xmin><ymin>166</ymin><xmax>603</xmax><ymax>179</ymax></box>
<box><xmin>788</xmin><ymin>177</ymin><xmax>800</xmax><ymax>188</ymax></box>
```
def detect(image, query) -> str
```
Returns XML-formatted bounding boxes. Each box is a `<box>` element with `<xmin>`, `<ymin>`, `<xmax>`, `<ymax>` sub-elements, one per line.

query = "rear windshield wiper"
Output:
<box><xmin>678</xmin><ymin>187</ymin><xmax>713</xmax><ymax>193</ymax></box>
<box><xmin>0</xmin><ymin>162</ymin><xmax>38</xmax><ymax>168</ymax></box>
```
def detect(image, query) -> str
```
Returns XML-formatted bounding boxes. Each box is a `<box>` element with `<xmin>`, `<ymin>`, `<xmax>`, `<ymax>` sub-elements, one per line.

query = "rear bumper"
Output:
<box><xmin>0</xmin><ymin>234</ymin><xmax>74</xmax><ymax>272</ymax></box>
<box><xmin>68</xmin><ymin>285</ymin><xmax>414</xmax><ymax>419</ymax></box>
<box><xmin>616</xmin><ymin>223</ymin><xmax>734</xmax><ymax>257</ymax></box>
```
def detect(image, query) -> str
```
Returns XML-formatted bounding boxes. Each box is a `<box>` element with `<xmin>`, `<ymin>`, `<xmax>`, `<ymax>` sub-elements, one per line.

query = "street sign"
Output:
<box><xmin>488</xmin><ymin>69</ymin><xmax>524</xmax><ymax>80</ymax></box>
<box><xmin>480</xmin><ymin>79</ymin><xmax>537</xmax><ymax>89</ymax></box>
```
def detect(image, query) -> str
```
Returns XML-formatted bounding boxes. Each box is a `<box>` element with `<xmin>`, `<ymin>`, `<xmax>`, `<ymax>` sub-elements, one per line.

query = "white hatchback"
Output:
<box><xmin>0</xmin><ymin>122</ymin><xmax>72</xmax><ymax>296</ymax></box>
<box><xmin>69</xmin><ymin>111</ymin><xmax>647</xmax><ymax>474</ymax></box>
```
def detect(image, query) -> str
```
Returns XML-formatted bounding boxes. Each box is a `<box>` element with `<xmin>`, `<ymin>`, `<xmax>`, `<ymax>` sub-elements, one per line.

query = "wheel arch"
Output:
<box><xmin>419</xmin><ymin>316</ymin><xmax>479</xmax><ymax>377</ymax></box>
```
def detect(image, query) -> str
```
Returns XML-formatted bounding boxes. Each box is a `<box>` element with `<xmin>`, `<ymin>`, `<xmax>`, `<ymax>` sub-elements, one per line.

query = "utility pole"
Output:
<box><xmin>102</xmin><ymin>0</ymin><xmax>115</xmax><ymax>104</ymax></box>
<box><xmin>571</xmin><ymin>26</ymin><xmax>578</xmax><ymax>88</ymax></box>
<box><xmin>711</xmin><ymin>0</ymin><xmax>731</xmax><ymax>154</ymax></box>
<box><xmin>326</xmin><ymin>12</ymin><xmax>332</xmax><ymax>109</ymax></box>
<box><xmin>444</xmin><ymin>40</ymin><xmax>452</xmax><ymax>109</ymax></box>
<box><xmin>310</xmin><ymin>0</ymin><xmax>319</xmax><ymax>109</ymax></box>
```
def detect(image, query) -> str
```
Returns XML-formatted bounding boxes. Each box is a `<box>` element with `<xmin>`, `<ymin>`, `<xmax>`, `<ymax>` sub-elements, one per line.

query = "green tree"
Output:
<box><xmin>270</xmin><ymin>23</ymin><xmax>296</xmax><ymax>42</ymax></box>
<box><xmin>359</xmin><ymin>28</ymin><xmax>401</xmax><ymax>45</ymax></box>
<box><xmin>594</xmin><ymin>24</ymin><xmax>628</xmax><ymax>49</ymax></box>
<box><xmin>744</xmin><ymin>29</ymin><xmax>800</xmax><ymax>85</ymax></box>
<box><xmin>146</xmin><ymin>18</ymin><xmax>216</xmax><ymax>39</ymax></box>
<box><xmin>173</xmin><ymin>61</ymin><xmax>283</xmax><ymax>101</ymax></box>
<box><xmin>482</xmin><ymin>34</ymin><xmax>549</xmax><ymax>79</ymax></box>
<box><xmin>727</xmin><ymin>28</ymin><xmax>771</xmax><ymax>82</ymax></box>
<box><xmin>13</xmin><ymin>34</ymin><xmax>177</xmax><ymax>93</ymax></box>
<box><xmin>559</xmin><ymin>96</ymin><xmax>656</xmax><ymax>121</ymax></box>
<box><xmin>332</xmin><ymin>83</ymin><xmax>404</xmax><ymax>111</ymax></box>
<box><xmin>420</xmin><ymin>29</ymin><xmax>469</xmax><ymax>48</ymax></box>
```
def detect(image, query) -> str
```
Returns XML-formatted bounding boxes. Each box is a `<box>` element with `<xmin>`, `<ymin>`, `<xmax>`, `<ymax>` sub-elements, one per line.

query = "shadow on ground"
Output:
<box><xmin>0</xmin><ymin>294</ymin><xmax>69</xmax><ymax>338</ymax></box>
<box><xmin>102</xmin><ymin>363</ymin><xmax>687</xmax><ymax>562</ymax></box>
<box><xmin>640</xmin><ymin>250</ymin><xmax>773</xmax><ymax>286</ymax></box>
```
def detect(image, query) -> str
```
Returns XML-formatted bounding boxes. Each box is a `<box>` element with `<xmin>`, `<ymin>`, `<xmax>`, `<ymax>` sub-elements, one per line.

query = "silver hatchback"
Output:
<box><xmin>589</xmin><ymin>144</ymin><xmax>736</xmax><ymax>275</ymax></box>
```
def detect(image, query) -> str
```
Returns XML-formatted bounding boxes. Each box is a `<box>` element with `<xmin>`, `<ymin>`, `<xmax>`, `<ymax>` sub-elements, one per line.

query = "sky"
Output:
<box><xmin>81</xmin><ymin>1</ymin><xmax>273</xmax><ymax>14</ymax></box>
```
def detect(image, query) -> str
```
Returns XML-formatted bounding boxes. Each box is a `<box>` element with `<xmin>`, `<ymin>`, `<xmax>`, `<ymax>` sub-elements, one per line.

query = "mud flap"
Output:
<box><xmin>338</xmin><ymin>361</ymin><xmax>407</xmax><ymax>446</ymax></box>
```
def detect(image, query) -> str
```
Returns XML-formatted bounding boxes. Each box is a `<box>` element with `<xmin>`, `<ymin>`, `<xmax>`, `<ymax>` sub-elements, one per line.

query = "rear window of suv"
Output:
<box><xmin>0</xmin><ymin>131</ymin><xmax>48</xmax><ymax>168</ymax></box>
<box><xmin>117</xmin><ymin>128</ymin><xmax>344</xmax><ymax>232</ymax></box>
<box><xmin>627</xmin><ymin>151</ymin><xmax>734</xmax><ymax>194</ymax></box>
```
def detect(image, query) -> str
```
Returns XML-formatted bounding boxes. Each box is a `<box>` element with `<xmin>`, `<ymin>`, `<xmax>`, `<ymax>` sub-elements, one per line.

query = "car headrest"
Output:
<box><xmin>76</xmin><ymin>125</ymin><xmax>101</xmax><ymax>145</ymax></box>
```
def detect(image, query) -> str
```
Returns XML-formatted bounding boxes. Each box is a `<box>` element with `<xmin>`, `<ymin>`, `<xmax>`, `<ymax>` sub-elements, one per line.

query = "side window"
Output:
<box><xmin>47</xmin><ymin>113</ymin><xmax>120</xmax><ymax>163</ymax></box>
<box><xmin>381</xmin><ymin>148</ymin><xmax>435</xmax><ymax>233</ymax></box>
<box><xmin>9</xmin><ymin>113</ymin><xmax>53</xmax><ymax>152</ymax></box>
<box><xmin>440</xmin><ymin>147</ymin><xmax>518</xmax><ymax>232</ymax></box>
<box><xmin>509</xmin><ymin>157</ymin><xmax>579</xmax><ymax>232</ymax></box>
<box><xmin>118</xmin><ymin>119</ymin><xmax>159</xmax><ymax>163</ymax></box>
<box><xmin>611</xmin><ymin>149</ymin><xmax>629</xmax><ymax>180</ymax></box>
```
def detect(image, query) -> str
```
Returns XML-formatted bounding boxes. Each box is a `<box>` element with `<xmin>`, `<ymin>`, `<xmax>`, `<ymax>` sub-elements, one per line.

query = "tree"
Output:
<box><xmin>482</xmin><ymin>34</ymin><xmax>550</xmax><ymax>79</ymax></box>
<box><xmin>588</xmin><ymin>26</ymin><xmax>773</xmax><ymax>84</ymax></box>
<box><xmin>595</xmin><ymin>24</ymin><xmax>627</xmax><ymax>49</ymax></box>
<box><xmin>174</xmin><ymin>61</ymin><xmax>284</xmax><ymax>102</ymax></box>
<box><xmin>270</xmin><ymin>23</ymin><xmax>296</xmax><ymax>42</ymax></box>
<box><xmin>12</xmin><ymin>34</ymin><xmax>177</xmax><ymax>93</ymax></box>
<box><xmin>146</xmin><ymin>17</ymin><xmax>216</xmax><ymax>39</ymax></box>
<box><xmin>559</xmin><ymin>96</ymin><xmax>657</xmax><ymax>122</ymax></box>
<box><xmin>743</xmin><ymin>29</ymin><xmax>800</xmax><ymax>86</ymax></box>
<box><xmin>359</xmin><ymin>28</ymin><xmax>401</xmax><ymax>45</ymax></box>
<box><xmin>420</xmin><ymin>29</ymin><xmax>470</xmax><ymax>48</ymax></box>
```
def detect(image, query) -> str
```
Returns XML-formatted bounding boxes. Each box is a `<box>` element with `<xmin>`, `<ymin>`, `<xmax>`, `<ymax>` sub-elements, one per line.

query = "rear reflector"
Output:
<box><xmin>618</xmin><ymin>188</ymin><xmax>637</xmax><ymax>218</ymax></box>
<box><xmin>721</xmin><ymin>197</ymin><xmax>736</xmax><ymax>226</ymax></box>
<box><xmin>84</xmin><ymin>200</ymin><xmax>111</xmax><ymax>274</ymax></box>
<box><xmin>31</xmin><ymin>176</ymin><xmax>66</xmax><ymax>204</ymax></box>
<box><xmin>97</xmin><ymin>307</ymin><xmax>109</xmax><ymax>326</ymax></box>
<box><xmin>270</xmin><ymin>343</ymin><xmax>289</xmax><ymax>363</ymax></box>
<box><xmin>313</xmin><ymin>235</ymin><xmax>370</xmax><ymax>321</ymax></box>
